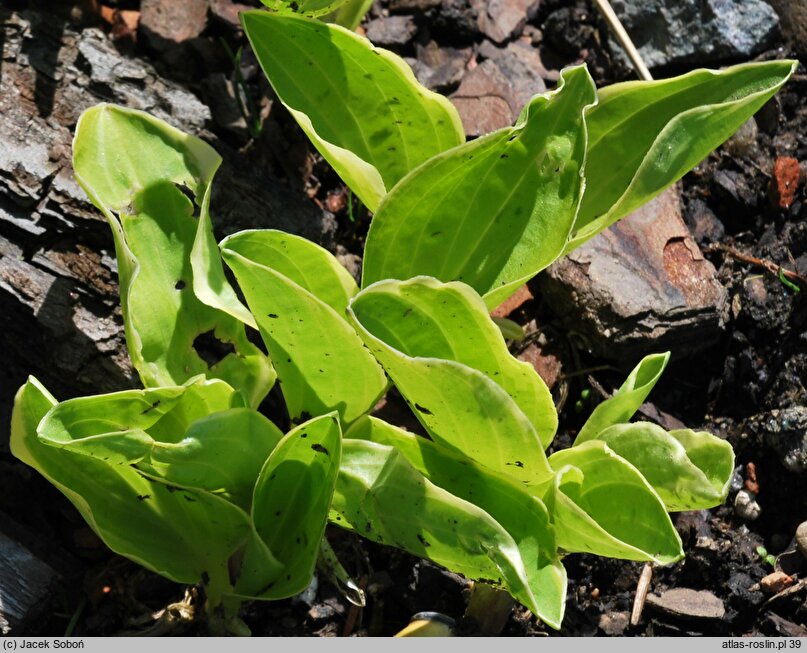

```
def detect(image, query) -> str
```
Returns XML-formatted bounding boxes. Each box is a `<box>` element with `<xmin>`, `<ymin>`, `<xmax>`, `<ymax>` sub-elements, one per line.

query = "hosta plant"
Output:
<box><xmin>10</xmin><ymin>4</ymin><xmax>796</xmax><ymax>632</ymax></box>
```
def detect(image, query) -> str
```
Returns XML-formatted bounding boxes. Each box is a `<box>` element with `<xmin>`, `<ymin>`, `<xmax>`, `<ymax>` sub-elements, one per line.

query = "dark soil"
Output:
<box><xmin>2</xmin><ymin>0</ymin><xmax>807</xmax><ymax>638</ymax></box>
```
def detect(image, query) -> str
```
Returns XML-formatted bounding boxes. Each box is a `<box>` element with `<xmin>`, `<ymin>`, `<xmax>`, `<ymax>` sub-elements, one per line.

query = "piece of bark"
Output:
<box><xmin>538</xmin><ymin>188</ymin><xmax>727</xmax><ymax>361</ymax></box>
<box><xmin>0</xmin><ymin>528</ymin><xmax>59</xmax><ymax>635</ymax></box>
<box><xmin>0</xmin><ymin>7</ymin><xmax>334</xmax><ymax>450</ymax></box>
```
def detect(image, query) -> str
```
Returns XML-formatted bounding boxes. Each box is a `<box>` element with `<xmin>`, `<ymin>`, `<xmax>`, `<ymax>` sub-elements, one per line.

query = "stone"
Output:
<box><xmin>734</xmin><ymin>489</ymin><xmax>761</xmax><ymax>521</ymax></box>
<box><xmin>766</xmin><ymin>0</ymin><xmax>807</xmax><ymax>58</ymax></box>
<box><xmin>470</xmin><ymin>0</ymin><xmax>540</xmax><ymax>43</ymax></box>
<box><xmin>646</xmin><ymin>588</ymin><xmax>725</xmax><ymax>621</ymax></box>
<box><xmin>796</xmin><ymin>521</ymin><xmax>807</xmax><ymax>561</ymax></box>
<box><xmin>518</xmin><ymin>342</ymin><xmax>562</xmax><ymax>389</ymax></box>
<box><xmin>365</xmin><ymin>15</ymin><xmax>418</xmax><ymax>47</ymax></box>
<box><xmin>450</xmin><ymin>60</ymin><xmax>515</xmax><ymax>136</ymax></box>
<box><xmin>491</xmin><ymin>284</ymin><xmax>533</xmax><ymax>318</ymax></box>
<box><xmin>140</xmin><ymin>0</ymin><xmax>209</xmax><ymax>49</ymax></box>
<box><xmin>759</xmin><ymin>571</ymin><xmax>794</xmax><ymax>595</ymax></box>
<box><xmin>539</xmin><ymin>188</ymin><xmax>727</xmax><ymax>361</ymax></box>
<box><xmin>745</xmin><ymin>407</ymin><xmax>807</xmax><ymax>473</ymax></box>
<box><xmin>609</xmin><ymin>0</ymin><xmax>780</xmax><ymax>69</ymax></box>
<box><xmin>412</xmin><ymin>41</ymin><xmax>471</xmax><ymax>92</ymax></box>
<box><xmin>770</xmin><ymin>156</ymin><xmax>802</xmax><ymax>210</ymax></box>
<box><xmin>209</xmin><ymin>0</ymin><xmax>254</xmax><ymax>31</ymax></box>
<box><xmin>449</xmin><ymin>44</ymin><xmax>547</xmax><ymax>137</ymax></box>
<box><xmin>598</xmin><ymin>611</ymin><xmax>630</xmax><ymax>636</ymax></box>
<box><xmin>723</xmin><ymin>118</ymin><xmax>759</xmax><ymax>158</ymax></box>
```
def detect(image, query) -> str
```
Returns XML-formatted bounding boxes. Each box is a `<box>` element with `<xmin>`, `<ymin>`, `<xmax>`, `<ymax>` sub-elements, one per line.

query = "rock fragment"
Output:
<box><xmin>646</xmin><ymin>588</ymin><xmax>725</xmax><ymax>621</ymax></box>
<box><xmin>759</xmin><ymin>571</ymin><xmax>794</xmax><ymax>595</ymax></box>
<box><xmin>365</xmin><ymin>16</ymin><xmax>418</xmax><ymax>47</ymax></box>
<box><xmin>796</xmin><ymin>521</ymin><xmax>807</xmax><ymax>561</ymax></box>
<box><xmin>470</xmin><ymin>0</ymin><xmax>540</xmax><ymax>43</ymax></box>
<box><xmin>139</xmin><ymin>0</ymin><xmax>209</xmax><ymax>49</ymax></box>
<box><xmin>608</xmin><ymin>0</ymin><xmax>780</xmax><ymax>69</ymax></box>
<box><xmin>449</xmin><ymin>43</ymin><xmax>546</xmax><ymax>136</ymax></box>
<box><xmin>598</xmin><ymin>611</ymin><xmax>630</xmax><ymax>636</ymax></box>
<box><xmin>539</xmin><ymin>189</ymin><xmax>727</xmax><ymax>361</ymax></box>
<box><xmin>770</xmin><ymin>156</ymin><xmax>802</xmax><ymax>210</ymax></box>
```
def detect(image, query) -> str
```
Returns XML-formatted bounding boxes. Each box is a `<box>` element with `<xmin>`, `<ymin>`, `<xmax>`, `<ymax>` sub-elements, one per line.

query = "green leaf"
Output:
<box><xmin>11</xmin><ymin>377</ymin><xmax>253</xmax><ymax>594</ymax></box>
<box><xmin>347</xmin><ymin>288</ymin><xmax>553</xmax><ymax>485</ymax></box>
<box><xmin>575</xmin><ymin>352</ymin><xmax>669</xmax><ymax>445</ymax></box>
<box><xmin>73</xmin><ymin>104</ymin><xmax>274</xmax><ymax>407</ymax></box>
<box><xmin>548</xmin><ymin>441</ymin><xmax>683</xmax><ymax>564</ymax></box>
<box><xmin>670</xmin><ymin>428</ymin><xmax>735</xmax><ymax>503</ymax></box>
<box><xmin>334</xmin><ymin>439</ymin><xmax>565</xmax><ymax>628</ymax></box>
<box><xmin>331</xmin><ymin>0</ymin><xmax>374</xmax><ymax>30</ymax></box>
<box><xmin>567</xmin><ymin>60</ymin><xmax>798</xmax><ymax>252</ymax></box>
<box><xmin>221</xmin><ymin>230</ymin><xmax>358</xmax><ymax>314</ymax></box>
<box><xmin>258</xmin><ymin>0</ymin><xmax>348</xmax><ymax>19</ymax></box>
<box><xmin>242</xmin><ymin>413</ymin><xmax>342</xmax><ymax>599</ymax></box>
<box><xmin>362</xmin><ymin>65</ymin><xmax>597</xmax><ymax>309</ymax></box>
<box><xmin>242</xmin><ymin>11</ymin><xmax>464</xmax><ymax>212</ymax></box>
<box><xmin>147</xmin><ymin>409</ymin><xmax>285</xmax><ymax>510</ymax></box>
<box><xmin>594</xmin><ymin>422</ymin><xmax>734</xmax><ymax>511</ymax></box>
<box><xmin>350</xmin><ymin>278</ymin><xmax>557</xmax><ymax>447</ymax></box>
<box><xmin>347</xmin><ymin>417</ymin><xmax>565</xmax><ymax>627</ymax></box>
<box><xmin>221</xmin><ymin>242</ymin><xmax>387</xmax><ymax>424</ymax></box>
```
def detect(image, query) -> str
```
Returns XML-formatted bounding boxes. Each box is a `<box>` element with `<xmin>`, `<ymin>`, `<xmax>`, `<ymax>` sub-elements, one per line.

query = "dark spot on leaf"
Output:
<box><xmin>201</xmin><ymin>571</ymin><xmax>210</xmax><ymax>585</ymax></box>
<box><xmin>335</xmin><ymin>515</ymin><xmax>342</xmax><ymax>521</ymax></box>
<box><xmin>403</xmin><ymin>308</ymin><xmax>413</xmax><ymax>317</ymax></box>
<box><xmin>137</xmin><ymin>494</ymin><xmax>151</xmax><ymax>501</ymax></box>
<box><xmin>300</xmin><ymin>432</ymin><xmax>308</xmax><ymax>438</ymax></box>
<box><xmin>175</xmin><ymin>280</ymin><xmax>186</xmax><ymax>290</ymax></box>
<box><xmin>183</xmin><ymin>494</ymin><xmax>197</xmax><ymax>502</ymax></box>
<box><xmin>141</xmin><ymin>400</ymin><xmax>161</xmax><ymax>415</ymax></box>
<box><xmin>414</xmin><ymin>403</ymin><xmax>432</xmax><ymax>415</ymax></box>
<box><xmin>508</xmin><ymin>133</ymin><xmax>518</xmax><ymax>142</ymax></box>
<box><xmin>387</xmin><ymin>146</ymin><xmax>397</xmax><ymax>152</ymax></box>
<box><xmin>416</xmin><ymin>534</ymin><xmax>430</xmax><ymax>547</ymax></box>
<box><xmin>165</xmin><ymin>485</ymin><xmax>180</xmax><ymax>493</ymax></box>
<box><xmin>431</xmin><ymin>231</ymin><xmax>442</xmax><ymax>237</ymax></box>
<box><xmin>500</xmin><ymin>153</ymin><xmax>509</xmax><ymax>159</ymax></box>
<box><xmin>267</xmin><ymin>313</ymin><xmax>279</xmax><ymax>319</ymax></box>
<box><xmin>275</xmin><ymin>510</ymin><xmax>282</xmax><ymax>516</ymax></box>
<box><xmin>311</xmin><ymin>443</ymin><xmax>329</xmax><ymax>456</ymax></box>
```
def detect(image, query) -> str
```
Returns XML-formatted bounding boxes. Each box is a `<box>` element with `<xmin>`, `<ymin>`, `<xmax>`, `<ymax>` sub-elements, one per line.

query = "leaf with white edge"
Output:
<box><xmin>594</xmin><ymin>422</ymin><xmax>734</xmax><ymax>512</ymax></box>
<box><xmin>242</xmin><ymin>11</ymin><xmax>464</xmax><ymax>212</ymax></box>
<box><xmin>334</xmin><ymin>439</ymin><xmax>565</xmax><ymax>628</ymax></box>
<box><xmin>221</xmin><ymin>244</ymin><xmax>387</xmax><ymax>424</ymax></box>
<box><xmin>350</xmin><ymin>278</ymin><xmax>557</xmax><ymax>447</ymax></box>
<box><xmin>362</xmin><ymin>65</ymin><xmax>597</xmax><ymax>309</ymax></box>
<box><xmin>566</xmin><ymin>60</ymin><xmax>798</xmax><ymax>252</ymax></box>
<box><xmin>548</xmin><ymin>441</ymin><xmax>682</xmax><ymax>564</ymax></box>
<box><xmin>37</xmin><ymin>386</ymin><xmax>188</xmax><ymax>465</ymax></box>
<box><xmin>347</xmin><ymin>292</ymin><xmax>552</xmax><ymax>485</ymax></box>
<box><xmin>347</xmin><ymin>417</ymin><xmax>565</xmax><ymax>627</ymax></box>
<box><xmin>240</xmin><ymin>413</ymin><xmax>341</xmax><ymax>599</ymax></box>
<box><xmin>72</xmin><ymin>104</ymin><xmax>274</xmax><ymax>407</ymax></box>
<box><xmin>12</xmin><ymin>377</ymin><xmax>254</xmax><ymax>596</ymax></box>
<box><xmin>670</xmin><ymin>428</ymin><xmax>735</xmax><ymax>503</ymax></box>
<box><xmin>575</xmin><ymin>352</ymin><xmax>669</xmax><ymax>445</ymax></box>
<box><xmin>221</xmin><ymin>230</ymin><xmax>358</xmax><ymax>314</ymax></box>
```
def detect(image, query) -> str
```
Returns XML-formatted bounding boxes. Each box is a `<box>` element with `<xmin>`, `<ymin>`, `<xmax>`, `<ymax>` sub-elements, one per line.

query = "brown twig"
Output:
<box><xmin>705</xmin><ymin>243</ymin><xmax>807</xmax><ymax>288</ymax></box>
<box><xmin>630</xmin><ymin>564</ymin><xmax>653</xmax><ymax>626</ymax></box>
